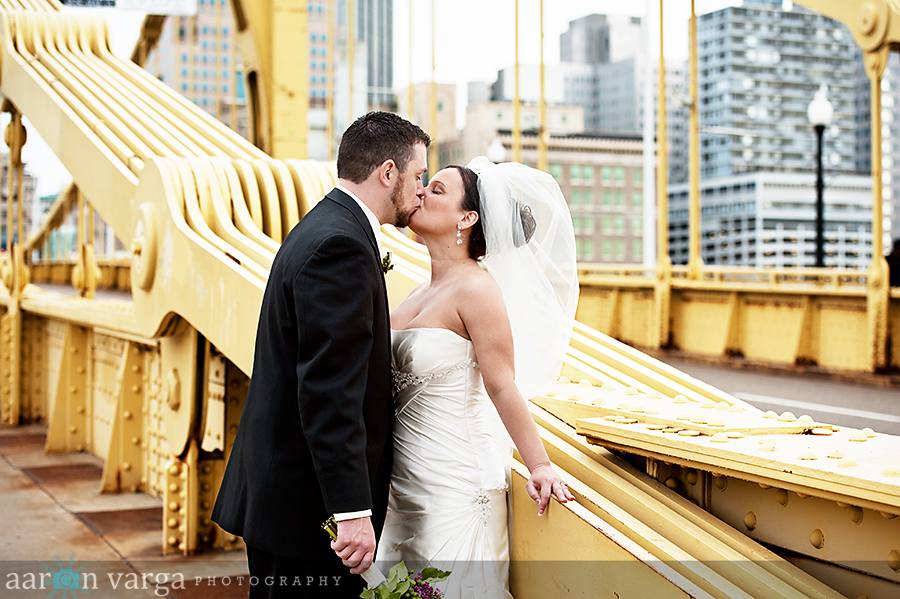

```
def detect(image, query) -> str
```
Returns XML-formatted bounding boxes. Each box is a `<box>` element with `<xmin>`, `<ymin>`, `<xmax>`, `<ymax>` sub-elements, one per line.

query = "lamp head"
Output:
<box><xmin>807</xmin><ymin>85</ymin><xmax>834</xmax><ymax>127</ymax></box>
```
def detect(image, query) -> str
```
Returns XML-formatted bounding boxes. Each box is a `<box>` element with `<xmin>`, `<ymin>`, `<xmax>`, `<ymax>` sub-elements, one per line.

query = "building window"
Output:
<box><xmin>614</xmin><ymin>167</ymin><xmax>625</xmax><ymax>185</ymax></box>
<box><xmin>632</xmin><ymin>216</ymin><xmax>643</xmax><ymax>234</ymax></box>
<box><xmin>601</xmin><ymin>166</ymin><xmax>612</xmax><ymax>184</ymax></box>
<box><xmin>633</xmin><ymin>191</ymin><xmax>643</xmax><ymax>208</ymax></box>
<box><xmin>615</xmin><ymin>191</ymin><xmax>625</xmax><ymax>207</ymax></box>
<box><xmin>614</xmin><ymin>216</ymin><xmax>625</xmax><ymax>233</ymax></box>
<box><xmin>549</xmin><ymin>163</ymin><xmax>563</xmax><ymax>181</ymax></box>
<box><xmin>583</xmin><ymin>165</ymin><xmax>594</xmax><ymax>184</ymax></box>
<box><xmin>614</xmin><ymin>239</ymin><xmax>625</xmax><ymax>261</ymax></box>
<box><xmin>602</xmin><ymin>239</ymin><xmax>612</xmax><ymax>260</ymax></box>
<box><xmin>570</xmin><ymin>165</ymin><xmax>581</xmax><ymax>183</ymax></box>
<box><xmin>633</xmin><ymin>239</ymin><xmax>643</xmax><ymax>258</ymax></box>
<box><xmin>570</xmin><ymin>190</ymin><xmax>581</xmax><ymax>206</ymax></box>
<box><xmin>577</xmin><ymin>238</ymin><xmax>594</xmax><ymax>260</ymax></box>
<box><xmin>602</xmin><ymin>191</ymin><xmax>612</xmax><ymax>207</ymax></box>
<box><xmin>601</xmin><ymin>216</ymin><xmax>612</xmax><ymax>234</ymax></box>
<box><xmin>633</xmin><ymin>167</ymin><xmax>643</xmax><ymax>184</ymax></box>
<box><xmin>582</xmin><ymin>190</ymin><xmax>594</xmax><ymax>206</ymax></box>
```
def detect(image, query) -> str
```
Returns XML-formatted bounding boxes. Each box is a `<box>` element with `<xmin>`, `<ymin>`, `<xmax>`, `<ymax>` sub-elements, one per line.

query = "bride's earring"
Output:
<box><xmin>456</xmin><ymin>224</ymin><xmax>463</xmax><ymax>245</ymax></box>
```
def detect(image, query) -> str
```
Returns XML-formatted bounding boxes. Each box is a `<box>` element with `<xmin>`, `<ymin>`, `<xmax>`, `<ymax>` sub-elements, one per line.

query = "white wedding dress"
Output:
<box><xmin>376</xmin><ymin>327</ymin><xmax>514</xmax><ymax>599</ymax></box>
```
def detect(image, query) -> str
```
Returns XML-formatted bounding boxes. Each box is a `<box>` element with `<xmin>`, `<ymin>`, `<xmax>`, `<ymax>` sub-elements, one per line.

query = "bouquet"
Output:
<box><xmin>323</xmin><ymin>517</ymin><xmax>451</xmax><ymax>598</ymax></box>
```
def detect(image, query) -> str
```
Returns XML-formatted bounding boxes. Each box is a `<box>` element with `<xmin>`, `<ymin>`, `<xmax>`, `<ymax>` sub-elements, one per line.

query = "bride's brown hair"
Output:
<box><xmin>448</xmin><ymin>165</ymin><xmax>487</xmax><ymax>260</ymax></box>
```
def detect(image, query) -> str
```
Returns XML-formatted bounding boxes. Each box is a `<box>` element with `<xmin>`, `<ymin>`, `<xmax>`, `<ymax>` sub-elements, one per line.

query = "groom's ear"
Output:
<box><xmin>377</xmin><ymin>159</ymin><xmax>396</xmax><ymax>188</ymax></box>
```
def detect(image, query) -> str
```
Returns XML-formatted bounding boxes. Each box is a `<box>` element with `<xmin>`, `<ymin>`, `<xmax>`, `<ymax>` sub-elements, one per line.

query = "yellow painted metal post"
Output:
<box><xmin>687</xmin><ymin>0</ymin><xmax>702</xmax><ymax>280</ymax></box>
<box><xmin>326</xmin><ymin>0</ymin><xmax>335</xmax><ymax>159</ymax></box>
<box><xmin>865</xmin><ymin>49</ymin><xmax>889</xmax><ymax>371</ymax></box>
<box><xmin>538</xmin><ymin>0</ymin><xmax>547</xmax><ymax>172</ymax></box>
<box><xmin>230</xmin><ymin>17</ymin><xmax>238</xmax><ymax>132</ymax></box>
<box><xmin>215</xmin><ymin>0</ymin><xmax>222</xmax><ymax>122</ymax></box>
<box><xmin>408</xmin><ymin>0</ymin><xmax>414</xmax><ymax>122</ymax></box>
<box><xmin>348</xmin><ymin>0</ymin><xmax>354</xmax><ymax>127</ymax></box>
<box><xmin>429</xmin><ymin>0</ymin><xmax>438</xmax><ymax>176</ymax></box>
<box><xmin>654</xmin><ymin>0</ymin><xmax>671</xmax><ymax>349</ymax></box>
<box><xmin>5</xmin><ymin>115</ymin><xmax>16</xmax><ymax>252</ymax></box>
<box><xmin>512</xmin><ymin>0</ymin><xmax>522</xmax><ymax>163</ymax></box>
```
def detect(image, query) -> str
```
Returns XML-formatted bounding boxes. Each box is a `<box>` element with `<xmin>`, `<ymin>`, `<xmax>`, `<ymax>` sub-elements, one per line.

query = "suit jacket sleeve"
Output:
<box><xmin>293</xmin><ymin>233</ymin><xmax>379</xmax><ymax>514</ymax></box>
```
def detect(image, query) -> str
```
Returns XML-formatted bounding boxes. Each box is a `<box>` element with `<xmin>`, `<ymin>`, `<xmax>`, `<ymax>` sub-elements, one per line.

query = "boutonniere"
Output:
<box><xmin>382</xmin><ymin>251</ymin><xmax>394</xmax><ymax>274</ymax></box>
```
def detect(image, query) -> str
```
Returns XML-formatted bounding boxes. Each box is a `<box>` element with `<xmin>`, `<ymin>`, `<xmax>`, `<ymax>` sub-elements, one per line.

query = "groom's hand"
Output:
<box><xmin>331</xmin><ymin>516</ymin><xmax>376</xmax><ymax>574</ymax></box>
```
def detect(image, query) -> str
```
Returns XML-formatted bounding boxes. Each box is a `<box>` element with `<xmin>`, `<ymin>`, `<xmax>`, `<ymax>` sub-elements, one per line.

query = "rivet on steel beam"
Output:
<box><xmin>827</xmin><ymin>449</ymin><xmax>845</xmax><ymax>459</ymax></box>
<box><xmin>122</xmin><ymin>462</ymin><xmax>131</xmax><ymax>472</ymax></box>
<box><xmin>775</xmin><ymin>489</ymin><xmax>788</xmax><ymax>506</ymax></box>
<box><xmin>123</xmin><ymin>410</ymin><xmax>133</xmax><ymax>420</ymax></box>
<box><xmin>76</xmin><ymin>406</ymin><xmax>85</xmax><ymax>414</ymax></box>
<box><xmin>167</xmin><ymin>536</ymin><xmax>178</xmax><ymax>547</ymax></box>
<box><xmin>557</xmin><ymin>376</ymin><xmax>570</xmax><ymax>384</ymax></box>
<box><xmin>797</xmin><ymin>415</ymin><xmax>814</xmax><ymax>425</ymax></box>
<box><xmin>686</xmin><ymin>470</ymin><xmax>698</xmax><ymax>485</ymax></box>
<box><xmin>69</xmin><ymin>426</ymin><xmax>77</xmax><ymax>434</ymax></box>
<box><xmin>132</xmin><ymin>385</ymin><xmax>141</xmax><ymax>393</ymax></box>
<box><xmin>882</xmin><ymin>465</ymin><xmax>900</xmax><ymax>477</ymax></box>
<box><xmin>168</xmin><ymin>502</ymin><xmax>180</xmax><ymax>512</ymax></box>
<box><xmin>890</xmin><ymin>550</ymin><xmax>900</xmax><ymax>572</ymax></box>
<box><xmin>714</xmin><ymin>477</ymin><xmax>727</xmax><ymax>491</ymax></box>
<box><xmin>796</xmin><ymin>492</ymin><xmax>810</xmax><ymax>499</ymax></box>
<box><xmin>178</xmin><ymin>543</ymin><xmax>186</xmax><ymax>552</ymax></box>
<box><xmin>578</xmin><ymin>379</ymin><xmax>592</xmax><ymax>387</ymax></box>
<box><xmin>167</xmin><ymin>518</ymin><xmax>178</xmax><ymax>528</ymax></box>
<box><xmin>673</xmin><ymin>394</ymin><xmax>689</xmax><ymax>404</ymax></box>
<box><xmin>839</xmin><ymin>457</ymin><xmax>858</xmax><ymax>468</ymax></box>
<box><xmin>711</xmin><ymin>432</ymin><xmax>729</xmax><ymax>443</ymax></box>
<box><xmin>664</xmin><ymin>477</ymin><xmax>679</xmax><ymax>490</ymax></box>
<box><xmin>131</xmin><ymin>437</ymin><xmax>141</xmax><ymax>446</ymax></box>
<box><xmin>69</xmin><ymin>386</ymin><xmax>77</xmax><ymax>395</ymax></box>
<box><xmin>778</xmin><ymin>412</ymin><xmax>796</xmax><ymax>422</ymax></box>
<box><xmin>699</xmin><ymin>399</ymin><xmax>715</xmax><ymax>409</ymax></box>
<box><xmin>76</xmin><ymin>367</ymin><xmax>85</xmax><ymax>374</ymax></box>
<box><xmin>75</xmin><ymin>445</ymin><xmax>84</xmax><ymax>452</ymax></box>
<box><xmin>625</xmin><ymin>387</ymin><xmax>639</xmax><ymax>396</ymax></box>
<box><xmin>798</xmin><ymin>449</ymin><xmax>818</xmax><ymax>460</ymax></box>
<box><xmin>810</xmin><ymin>529</ymin><xmax>824</xmax><ymax>549</ymax></box>
<box><xmin>168</xmin><ymin>483</ymin><xmax>179</xmax><ymax>493</ymax></box>
<box><xmin>201</xmin><ymin>501</ymin><xmax>210</xmax><ymax>510</ymax></box>
<box><xmin>848</xmin><ymin>507</ymin><xmax>863</xmax><ymax>524</ymax></box>
<box><xmin>760</xmin><ymin>441</ymin><xmax>777</xmax><ymax>452</ymax></box>
<box><xmin>862</xmin><ymin>427</ymin><xmax>877</xmax><ymax>438</ymax></box>
<box><xmin>762</xmin><ymin>410</ymin><xmax>777</xmax><ymax>419</ymax></box>
<box><xmin>744</xmin><ymin>512</ymin><xmax>757</xmax><ymax>530</ymax></box>
<box><xmin>848</xmin><ymin>431</ymin><xmax>868</xmax><ymax>442</ymax></box>
<box><xmin>201</xmin><ymin>464</ymin><xmax>211</xmax><ymax>475</ymax></box>
<box><xmin>132</xmin><ymin>365</ymin><xmax>141</xmax><ymax>373</ymax></box>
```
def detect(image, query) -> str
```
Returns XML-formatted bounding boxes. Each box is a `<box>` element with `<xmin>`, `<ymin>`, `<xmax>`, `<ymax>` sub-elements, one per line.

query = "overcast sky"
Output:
<box><xmin>19</xmin><ymin>0</ymin><xmax>744</xmax><ymax>198</ymax></box>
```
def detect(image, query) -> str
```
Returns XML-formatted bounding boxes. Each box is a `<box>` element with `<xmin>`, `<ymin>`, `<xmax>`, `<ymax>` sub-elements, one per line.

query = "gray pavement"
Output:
<box><xmin>662</xmin><ymin>358</ymin><xmax>900</xmax><ymax>436</ymax></box>
<box><xmin>0</xmin><ymin>425</ymin><xmax>248</xmax><ymax>599</ymax></box>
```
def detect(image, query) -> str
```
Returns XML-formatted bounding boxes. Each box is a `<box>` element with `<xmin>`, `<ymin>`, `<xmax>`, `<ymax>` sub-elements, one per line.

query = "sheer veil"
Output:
<box><xmin>467</xmin><ymin>156</ymin><xmax>579</xmax><ymax>399</ymax></box>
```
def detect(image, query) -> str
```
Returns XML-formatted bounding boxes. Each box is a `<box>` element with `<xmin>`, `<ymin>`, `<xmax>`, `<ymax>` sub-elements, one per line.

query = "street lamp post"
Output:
<box><xmin>807</xmin><ymin>85</ymin><xmax>834</xmax><ymax>268</ymax></box>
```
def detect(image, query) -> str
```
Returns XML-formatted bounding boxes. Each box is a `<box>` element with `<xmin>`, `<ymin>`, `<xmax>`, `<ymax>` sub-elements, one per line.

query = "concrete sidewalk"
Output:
<box><xmin>0</xmin><ymin>425</ymin><xmax>248</xmax><ymax>598</ymax></box>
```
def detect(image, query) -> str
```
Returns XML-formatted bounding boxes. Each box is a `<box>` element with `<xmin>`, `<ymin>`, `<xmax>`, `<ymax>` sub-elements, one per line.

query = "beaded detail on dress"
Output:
<box><xmin>391</xmin><ymin>358</ymin><xmax>478</xmax><ymax>396</ymax></box>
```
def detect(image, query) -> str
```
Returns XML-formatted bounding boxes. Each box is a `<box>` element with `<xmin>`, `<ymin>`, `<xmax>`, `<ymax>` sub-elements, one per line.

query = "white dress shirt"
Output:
<box><xmin>332</xmin><ymin>184</ymin><xmax>381</xmax><ymax>523</ymax></box>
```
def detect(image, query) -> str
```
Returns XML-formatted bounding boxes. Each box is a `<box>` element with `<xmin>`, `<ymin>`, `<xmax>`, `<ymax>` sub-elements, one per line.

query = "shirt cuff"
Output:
<box><xmin>333</xmin><ymin>510</ymin><xmax>372</xmax><ymax>521</ymax></box>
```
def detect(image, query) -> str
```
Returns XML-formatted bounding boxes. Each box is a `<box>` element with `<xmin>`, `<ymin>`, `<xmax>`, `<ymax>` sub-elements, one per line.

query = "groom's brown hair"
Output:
<box><xmin>337</xmin><ymin>111</ymin><xmax>431</xmax><ymax>183</ymax></box>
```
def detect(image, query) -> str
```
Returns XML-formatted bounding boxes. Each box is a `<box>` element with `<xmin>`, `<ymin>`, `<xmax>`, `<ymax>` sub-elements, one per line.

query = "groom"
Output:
<box><xmin>212</xmin><ymin>111</ymin><xmax>430</xmax><ymax>598</ymax></box>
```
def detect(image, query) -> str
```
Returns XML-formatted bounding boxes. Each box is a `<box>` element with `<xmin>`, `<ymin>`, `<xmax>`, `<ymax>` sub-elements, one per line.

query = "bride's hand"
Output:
<box><xmin>525</xmin><ymin>463</ymin><xmax>575</xmax><ymax>516</ymax></box>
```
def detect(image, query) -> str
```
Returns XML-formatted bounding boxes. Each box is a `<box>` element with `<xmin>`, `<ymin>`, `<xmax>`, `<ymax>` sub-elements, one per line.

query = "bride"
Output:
<box><xmin>376</xmin><ymin>157</ymin><xmax>579</xmax><ymax>597</ymax></box>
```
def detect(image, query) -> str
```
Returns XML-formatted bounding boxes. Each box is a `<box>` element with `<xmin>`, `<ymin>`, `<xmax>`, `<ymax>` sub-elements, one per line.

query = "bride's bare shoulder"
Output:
<box><xmin>456</xmin><ymin>265</ymin><xmax>503</xmax><ymax>303</ymax></box>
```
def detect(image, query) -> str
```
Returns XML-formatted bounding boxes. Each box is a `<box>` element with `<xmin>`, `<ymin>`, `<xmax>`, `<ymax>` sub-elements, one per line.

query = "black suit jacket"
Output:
<box><xmin>212</xmin><ymin>188</ymin><xmax>394</xmax><ymax>559</ymax></box>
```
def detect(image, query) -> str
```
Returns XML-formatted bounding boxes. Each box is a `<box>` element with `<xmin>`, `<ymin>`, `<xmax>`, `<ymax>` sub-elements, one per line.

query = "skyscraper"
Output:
<box><xmin>668</xmin><ymin>0</ymin><xmax>882</xmax><ymax>268</ymax></box>
<box><xmin>146</xmin><ymin>0</ymin><xmax>394</xmax><ymax>157</ymax></box>
<box><xmin>696</xmin><ymin>0</ymin><xmax>858</xmax><ymax>179</ymax></box>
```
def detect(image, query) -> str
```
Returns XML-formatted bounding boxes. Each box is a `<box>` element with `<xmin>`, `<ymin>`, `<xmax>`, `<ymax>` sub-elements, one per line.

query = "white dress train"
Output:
<box><xmin>376</xmin><ymin>328</ymin><xmax>514</xmax><ymax>599</ymax></box>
